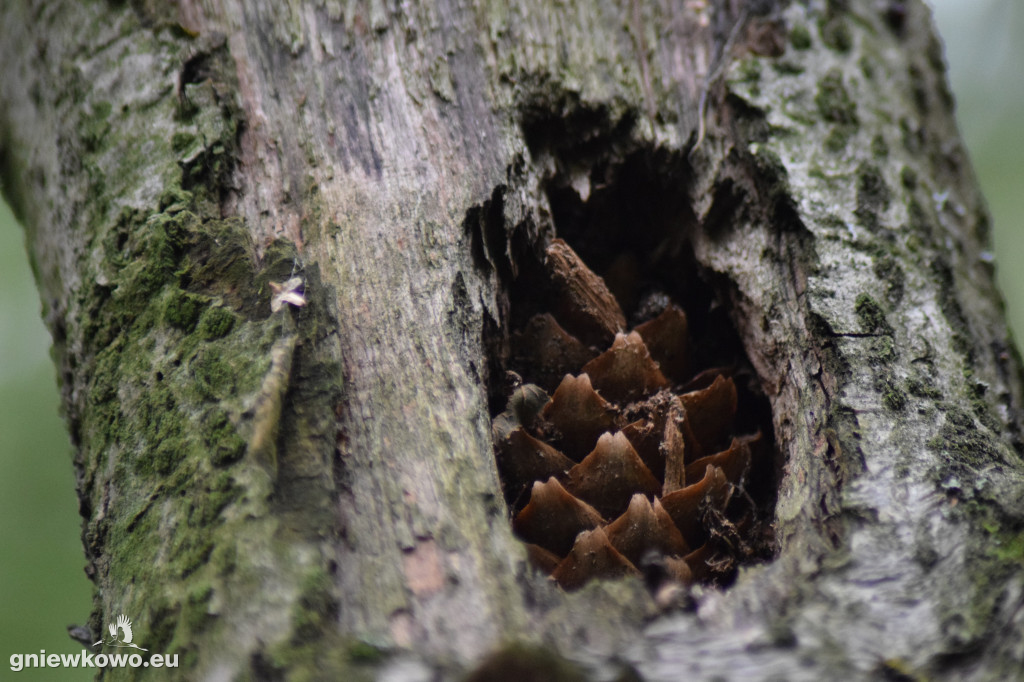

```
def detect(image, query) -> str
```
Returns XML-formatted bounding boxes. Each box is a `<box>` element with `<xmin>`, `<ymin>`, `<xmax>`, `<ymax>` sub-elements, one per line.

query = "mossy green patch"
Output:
<box><xmin>870</xmin><ymin>135</ymin><xmax>888</xmax><ymax>159</ymax></box>
<box><xmin>987</xmin><ymin>528</ymin><xmax>1024</xmax><ymax>563</ymax></box>
<box><xmin>818</xmin><ymin>15</ymin><xmax>853</xmax><ymax>53</ymax></box>
<box><xmin>183</xmin><ymin>584</ymin><xmax>215</xmax><ymax>633</ymax></box>
<box><xmin>927</xmin><ymin>406</ymin><xmax>1005</xmax><ymax>474</ymax></box>
<box><xmin>95</xmin><ymin>215</ymin><xmax>185</xmax><ymax>338</ymax></box>
<box><xmin>144</xmin><ymin>598</ymin><xmax>181</xmax><ymax>652</ymax></box>
<box><xmin>172</xmin><ymin>130</ymin><xmax>199</xmax><ymax>155</ymax></box>
<box><xmin>159</xmin><ymin>186</ymin><xmax>194</xmax><ymax>214</ymax></box>
<box><xmin>88</xmin><ymin>345</ymin><xmax>123</xmax><ymax>405</ymax></box>
<box><xmin>858</xmin><ymin>55</ymin><xmax>876</xmax><ymax>82</ymax></box>
<box><xmin>346</xmin><ymin>640</ymin><xmax>388</xmax><ymax>664</ymax></box>
<box><xmin>198</xmin><ymin>305</ymin><xmax>237</xmax><ymax>340</ymax></box>
<box><xmin>855</xmin><ymin>293</ymin><xmax>892</xmax><ymax>335</ymax></box>
<box><xmin>205</xmin><ymin>410</ymin><xmax>246</xmax><ymax>466</ymax></box>
<box><xmin>190</xmin><ymin>472</ymin><xmax>242</xmax><ymax>527</ymax></box>
<box><xmin>816</xmin><ymin>70</ymin><xmax>857</xmax><ymax>126</ymax></box>
<box><xmin>82</xmin><ymin>100</ymin><xmax>113</xmax><ymax>152</ymax></box>
<box><xmin>54</xmin><ymin>23</ymin><xmax>349</xmax><ymax>674</ymax></box>
<box><xmin>263</xmin><ymin>570</ymin><xmax>380</xmax><ymax>681</ymax></box>
<box><xmin>262</xmin><ymin>638</ymin><xmax>378</xmax><ymax>682</ymax></box>
<box><xmin>907</xmin><ymin>64</ymin><xmax>929</xmax><ymax>115</ymax></box>
<box><xmin>164</xmin><ymin>289</ymin><xmax>207</xmax><ymax>330</ymax></box>
<box><xmin>292</xmin><ymin>568</ymin><xmax>340</xmax><ymax>642</ymax></box>
<box><xmin>854</xmin><ymin>163</ymin><xmax>891</xmax><ymax>231</ymax></box>
<box><xmin>790</xmin><ymin>23</ymin><xmax>812</xmax><ymax>50</ymax></box>
<box><xmin>968</xmin><ymin>381</ymin><xmax>1004</xmax><ymax>435</ymax></box>
<box><xmin>906</xmin><ymin>196</ymin><xmax>932</xmax><ymax>241</ymax></box>
<box><xmin>930</xmin><ymin>258</ymin><xmax>974</xmax><ymax>361</ymax></box>
<box><xmin>78</xmin><ymin>188</ymin><xmax>313</xmax><ymax>666</ymax></box>
<box><xmin>735</xmin><ymin>58</ymin><xmax>762</xmax><ymax>89</ymax></box>
<box><xmin>823</xmin><ymin>126</ymin><xmax>852</xmax><ymax>153</ymax></box>
<box><xmin>192</xmin><ymin>346</ymin><xmax>238</xmax><ymax>400</ymax></box>
<box><xmin>816</xmin><ymin>70</ymin><xmax>858</xmax><ymax>153</ymax></box>
<box><xmin>932</xmin><ymin>487</ymin><xmax>1024</xmax><ymax>664</ymax></box>
<box><xmin>867</xmin><ymin>335</ymin><xmax>896</xmax><ymax>366</ymax></box>
<box><xmin>130</xmin><ymin>386</ymin><xmax>190</xmax><ymax>475</ymax></box>
<box><xmin>880</xmin><ymin>377</ymin><xmax>907</xmax><ymax>412</ymax></box>
<box><xmin>172</xmin><ymin>534</ymin><xmax>215</xmax><ymax>580</ymax></box>
<box><xmin>258</xmin><ymin>238</ymin><xmax>303</xmax><ymax>292</ymax></box>
<box><xmin>906</xmin><ymin>375</ymin><xmax>942</xmax><ymax>400</ymax></box>
<box><xmin>210</xmin><ymin>541</ymin><xmax>237</xmax><ymax>577</ymax></box>
<box><xmin>900</xmin><ymin>166</ymin><xmax>918</xmax><ymax>190</ymax></box>
<box><xmin>872</xmin><ymin>254</ymin><xmax>905</xmax><ymax>306</ymax></box>
<box><xmin>177</xmin><ymin>215</ymin><xmax>258</xmax><ymax>312</ymax></box>
<box><xmin>148</xmin><ymin>436</ymin><xmax>192</xmax><ymax>476</ymax></box>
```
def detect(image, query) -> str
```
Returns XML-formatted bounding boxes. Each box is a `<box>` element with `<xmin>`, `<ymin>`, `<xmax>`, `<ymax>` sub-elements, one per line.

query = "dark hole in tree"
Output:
<box><xmin>487</xmin><ymin>147</ymin><xmax>777</xmax><ymax>592</ymax></box>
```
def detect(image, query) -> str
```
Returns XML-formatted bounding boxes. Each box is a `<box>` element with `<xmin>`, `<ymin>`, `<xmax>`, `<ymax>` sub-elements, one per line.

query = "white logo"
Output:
<box><xmin>9</xmin><ymin>612</ymin><xmax>178</xmax><ymax>672</ymax></box>
<box><xmin>92</xmin><ymin>614</ymin><xmax>148</xmax><ymax>652</ymax></box>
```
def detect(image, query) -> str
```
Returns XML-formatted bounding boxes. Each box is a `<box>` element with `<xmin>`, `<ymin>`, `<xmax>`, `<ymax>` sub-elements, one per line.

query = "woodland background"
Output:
<box><xmin>0</xmin><ymin>2</ymin><xmax>1021</xmax><ymax>678</ymax></box>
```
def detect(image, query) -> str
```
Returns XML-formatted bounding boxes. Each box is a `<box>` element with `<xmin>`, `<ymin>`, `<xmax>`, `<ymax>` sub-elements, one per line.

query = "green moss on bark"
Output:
<box><xmin>164</xmin><ymin>290</ymin><xmax>207</xmax><ymax>330</ymax></box>
<box><xmin>790</xmin><ymin>23</ymin><xmax>812</xmax><ymax>51</ymax></box>
<box><xmin>818</xmin><ymin>14</ymin><xmax>853</xmax><ymax>54</ymax></box>
<box><xmin>197</xmin><ymin>305</ymin><xmax>237</xmax><ymax>340</ymax></box>
<box><xmin>855</xmin><ymin>293</ymin><xmax>892</xmax><ymax>335</ymax></box>
<box><xmin>816</xmin><ymin>70</ymin><xmax>857</xmax><ymax>125</ymax></box>
<box><xmin>855</xmin><ymin>162</ymin><xmax>891</xmax><ymax>231</ymax></box>
<box><xmin>71</xmin><ymin>170</ymin><xmax>346</xmax><ymax>675</ymax></box>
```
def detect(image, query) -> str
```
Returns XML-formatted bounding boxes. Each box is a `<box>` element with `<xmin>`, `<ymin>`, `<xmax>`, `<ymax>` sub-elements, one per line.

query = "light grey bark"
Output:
<box><xmin>2</xmin><ymin>0</ymin><xmax>1023</xmax><ymax>680</ymax></box>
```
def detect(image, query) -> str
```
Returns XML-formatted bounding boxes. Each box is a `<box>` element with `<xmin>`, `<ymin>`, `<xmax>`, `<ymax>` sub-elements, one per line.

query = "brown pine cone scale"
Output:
<box><xmin>493</xmin><ymin>238</ymin><xmax>770</xmax><ymax>590</ymax></box>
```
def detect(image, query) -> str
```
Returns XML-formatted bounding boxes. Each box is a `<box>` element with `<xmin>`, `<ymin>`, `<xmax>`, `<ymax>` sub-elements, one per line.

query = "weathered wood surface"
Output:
<box><xmin>2</xmin><ymin>0</ymin><xmax>1023</xmax><ymax>679</ymax></box>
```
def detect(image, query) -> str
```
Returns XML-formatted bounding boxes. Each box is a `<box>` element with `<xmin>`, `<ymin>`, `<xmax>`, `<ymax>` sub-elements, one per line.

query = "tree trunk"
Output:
<box><xmin>3</xmin><ymin>0</ymin><xmax>1023</xmax><ymax>679</ymax></box>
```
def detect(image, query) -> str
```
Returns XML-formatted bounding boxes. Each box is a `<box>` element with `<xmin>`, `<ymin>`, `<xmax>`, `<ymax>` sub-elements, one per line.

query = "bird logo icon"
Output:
<box><xmin>92</xmin><ymin>614</ymin><xmax>148</xmax><ymax>651</ymax></box>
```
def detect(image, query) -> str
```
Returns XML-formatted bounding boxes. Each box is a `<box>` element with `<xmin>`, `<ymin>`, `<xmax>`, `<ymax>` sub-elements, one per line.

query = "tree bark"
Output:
<box><xmin>2</xmin><ymin>0</ymin><xmax>1023</xmax><ymax>679</ymax></box>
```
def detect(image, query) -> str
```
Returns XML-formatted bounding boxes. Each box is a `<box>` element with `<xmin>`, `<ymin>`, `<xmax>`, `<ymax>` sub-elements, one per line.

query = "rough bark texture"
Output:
<box><xmin>2</xmin><ymin>0</ymin><xmax>1024</xmax><ymax>679</ymax></box>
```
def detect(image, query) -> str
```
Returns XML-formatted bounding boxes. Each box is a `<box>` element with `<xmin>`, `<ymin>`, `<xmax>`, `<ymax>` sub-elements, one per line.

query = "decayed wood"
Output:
<box><xmin>2</xmin><ymin>0</ymin><xmax>1024</xmax><ymax>680</ymax></box>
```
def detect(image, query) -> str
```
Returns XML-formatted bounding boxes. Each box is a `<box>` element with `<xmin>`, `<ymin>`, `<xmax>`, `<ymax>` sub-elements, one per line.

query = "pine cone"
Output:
<box><xmin>493</xmin><ymin>239</ymin><xmax>766</xmax><ymax>590</ymax></box>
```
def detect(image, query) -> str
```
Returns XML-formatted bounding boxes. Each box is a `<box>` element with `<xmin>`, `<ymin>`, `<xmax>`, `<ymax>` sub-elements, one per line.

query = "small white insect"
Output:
<box><xmin>269</xmin><ymin>277</ymin><xmax>307</xmax><ymax>313</ymax></box>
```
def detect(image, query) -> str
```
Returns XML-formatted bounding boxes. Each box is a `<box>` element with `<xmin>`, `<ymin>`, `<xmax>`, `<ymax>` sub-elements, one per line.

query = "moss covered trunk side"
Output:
<box><xmin>1</xmin><ymin>0</ymin><xmax>1023</xmax><ymax>680</ymax></box>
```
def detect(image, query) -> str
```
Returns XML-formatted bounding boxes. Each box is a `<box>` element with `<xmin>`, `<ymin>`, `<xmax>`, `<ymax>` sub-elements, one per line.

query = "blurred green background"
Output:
<box><xmin>0</xmin><ymin>199</ymin><xmax>94</xmax><ymax>679</ymax></box>
<box><xmin>0</xmin><ymin>2</ymin><xmax>1021</xmax><ymax>678</ymax></box>
<box><xmin>936</xmin><ymin>1</ymin><xmax>1024</xmax><ymax>338</ymax></box>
